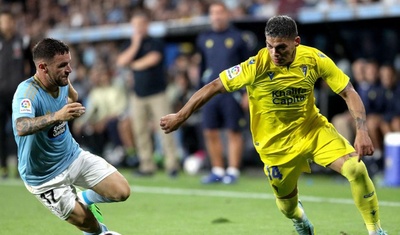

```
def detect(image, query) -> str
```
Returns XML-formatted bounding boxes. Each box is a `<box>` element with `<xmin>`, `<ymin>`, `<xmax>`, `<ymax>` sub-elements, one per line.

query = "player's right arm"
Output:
<box><xmin>160</xmin><ymin>78</ymin><xmax>226</xmax><ymax>134</ymax></box>
<box><xmin>338</xmin><ymin>81</ymin><xmax>374</xmax><ymax>160</ymax></box>
<box><xmin>16</xmin><ymin>102</ymin><xmax>85</xmax><ymax>136</ymax></box>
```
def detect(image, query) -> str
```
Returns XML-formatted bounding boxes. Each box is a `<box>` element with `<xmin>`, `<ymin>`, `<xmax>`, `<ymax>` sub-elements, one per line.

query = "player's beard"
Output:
<box><xmin>48</xmin><ymin>74</ymin><xmax>69</xmax><ymax>87</ymax></box>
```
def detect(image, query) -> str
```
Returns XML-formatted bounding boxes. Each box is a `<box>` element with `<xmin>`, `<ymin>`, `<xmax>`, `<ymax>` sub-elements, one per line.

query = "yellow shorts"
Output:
<box><xmin>262</xmin><ymin>121</ymin><xmax>355</xmax><ymax>197</ymax></box>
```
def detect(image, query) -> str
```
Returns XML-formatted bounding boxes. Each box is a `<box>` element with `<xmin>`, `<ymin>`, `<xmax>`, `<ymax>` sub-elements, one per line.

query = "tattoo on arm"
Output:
<box><xmin>16</xmin><ymin>113</ymin><xmax>57</xmax><ymax>136</ymax></box>
<box><xmin>355</xmin><ymin>117</ymin><xmax>367</xmax><ymax>131</ymax></box>
<box><xmin>340</xmin><ymin>81</ymin><xmax>368</xmax><ymax>131</ymax></box>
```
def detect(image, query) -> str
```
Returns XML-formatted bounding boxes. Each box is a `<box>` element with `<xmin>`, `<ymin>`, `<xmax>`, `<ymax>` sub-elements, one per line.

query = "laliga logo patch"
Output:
<box><xmin>20</xmin><ymin>99</ymin><xmax>32</xmax><ymax>113</ymax></box>
<box><xmin>226</xmin><ymin>65</ymin><xmax>241</xmax><ymax>80</ymax></box>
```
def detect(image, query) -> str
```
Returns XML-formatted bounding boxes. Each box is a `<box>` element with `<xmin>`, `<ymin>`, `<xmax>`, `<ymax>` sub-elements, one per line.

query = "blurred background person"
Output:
<box><xmin>72</xmin><ymin>63</ymin><xmax>135</xmax><ymax>167</ymax></box>
<box><xmin>363</xmin><ymin>59</ymin><xmax>385</xmax><ymax>160</ymax></box>
<box><xmin>378</xmin><ymin>63</ymin><xmax>400</xmax><ymax>135</ymax></box>
<box><xmin>117</xmin><ymin>11</ymin><xmax>179</xmax><ymax>177</ymax></box>
<box><xmin>196</xmin><ymin>2</ymin><xmax>250</xmax><ymax>184</ymax></box>
<box><xmin>0</xmin><ymin>10</ymin><xmax>31</xmax><ymax>179</ymax></box>
<box><xmin>169</xmin><ymin>70</ymin><xmax>204</xmax><ymax>159</ymax></box>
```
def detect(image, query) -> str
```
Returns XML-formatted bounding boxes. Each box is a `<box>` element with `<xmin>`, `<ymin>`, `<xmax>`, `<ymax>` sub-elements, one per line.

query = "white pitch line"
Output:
<box><xmin>131</xmin><ymin>185</ymin><xmax>400</xmax><ymax>207</ymax></box>
<box><xmin>2</xmin><ymin>180</ymin><xmax>400</xmax><ymax>207</ymax></box>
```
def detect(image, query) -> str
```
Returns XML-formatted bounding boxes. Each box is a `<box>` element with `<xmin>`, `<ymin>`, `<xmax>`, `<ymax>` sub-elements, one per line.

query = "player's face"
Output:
<box><xmin>266</xmin><ymin>36</ymin><xmax>300</xmax><ymax>66</ymax></box>
<box><xmin>209</xmin><ymin>4</ymin><xmax>230</xmax><ymax>32</ymax></box>
<box><xmin>45</xmin><ymin>52</ymin><xmax>72</xmax><ymax>87</ymax></box>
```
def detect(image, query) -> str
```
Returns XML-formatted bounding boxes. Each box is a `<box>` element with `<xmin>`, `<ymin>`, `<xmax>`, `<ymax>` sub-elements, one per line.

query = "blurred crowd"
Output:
<box><xmin>1</xmin><ymin>0</ymin><xmax>400</xmax><ymax>176</ymax></box>
<box><xmin>3</xmin><ymin>0</ymin><xmax>399</xmax><ymax>37</ymax></box>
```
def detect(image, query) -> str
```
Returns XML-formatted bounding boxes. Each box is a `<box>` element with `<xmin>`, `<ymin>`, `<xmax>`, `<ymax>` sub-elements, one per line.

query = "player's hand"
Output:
<box><xmin>354</xmin><ymin>130</ymin><xmax>374</xmax><ymax>161</ymax></box>
<box><xmin>160</xmin><ymin>113</ymin><xmax>183</xmax><ymax>134</ymax></box>
<box><xmin>56</xmin><ymin>102</ymin><xmax>86</xmax><ymax>121</ymax></box>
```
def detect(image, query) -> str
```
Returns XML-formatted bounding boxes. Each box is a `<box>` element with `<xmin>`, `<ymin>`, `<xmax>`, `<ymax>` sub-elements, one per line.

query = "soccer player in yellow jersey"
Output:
<box><xmin>160</xmin><ymin>15</ymin><xmax>387</xmax><ymax>235</ymax></box>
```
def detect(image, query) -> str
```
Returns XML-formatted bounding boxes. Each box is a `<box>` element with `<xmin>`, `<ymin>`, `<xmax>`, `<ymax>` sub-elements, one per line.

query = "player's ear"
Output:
<box><xmin>38</xmin><ymin>63</ymin><xmax>47</xmax><ymax>73</ymax></box>
<box><xmin>294</xmin><ymin>36</ymin><xmax>301</xmax><ymax>47</ymax></box>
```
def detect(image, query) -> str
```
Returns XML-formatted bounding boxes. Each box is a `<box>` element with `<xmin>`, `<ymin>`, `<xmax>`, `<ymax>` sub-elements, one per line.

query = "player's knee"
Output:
<box><xmin>341</xmin><ymin>157</ymin><xmax>368</xmax><ymax>182</ymax></box>
<box><xmin>276</xmin><ymin>198</ymin><xmax>298</xmax><ymax>219</ymax></box>
<box><xmin>110</xmin><ymin>184</ymin><xmax>130</xmax><ymax>202</ymax></box>
<box><xmin>278</xmin><ymin>204</ymin><xmax>298</xmax><ymax>218</ymax></box>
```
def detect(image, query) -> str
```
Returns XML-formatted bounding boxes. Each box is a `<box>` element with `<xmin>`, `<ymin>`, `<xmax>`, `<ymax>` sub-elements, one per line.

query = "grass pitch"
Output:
<box><xmin>1</xmin><ymin>168</ymin><xmax>399</xmax><ymax>235</ymax></box>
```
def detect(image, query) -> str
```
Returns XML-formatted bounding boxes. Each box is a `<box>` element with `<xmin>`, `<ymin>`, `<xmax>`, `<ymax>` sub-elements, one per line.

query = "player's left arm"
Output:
<box><xmin>160</xmin><ymin>78</ymin><xmax>226</xmax><ymax>133</ymax></box>
<box><xmin>338</xmin><ymin>82</ymin><xmax>374</xmax><ymax>160</ymax></box>
<box><xmin>68</xmin><ymin>79</ymin><xmax>78</xmax><ymax>103</ymax></box>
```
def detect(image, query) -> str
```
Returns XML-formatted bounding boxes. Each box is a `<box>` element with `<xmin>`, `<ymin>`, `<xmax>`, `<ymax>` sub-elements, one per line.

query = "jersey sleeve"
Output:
<box><xmin>12</xmin><ymin>84</ymin><xmax>37</xmax><ymax>120</ymax></box>
<box><xmin>219</xmin><ymin>56</ymin><xmax>257</xmax><ymax>92</ymax></box>
<box><xmin>317</xmin><ymin>51</ymin><xmax>350</xmax><ymax>94</ymax></box>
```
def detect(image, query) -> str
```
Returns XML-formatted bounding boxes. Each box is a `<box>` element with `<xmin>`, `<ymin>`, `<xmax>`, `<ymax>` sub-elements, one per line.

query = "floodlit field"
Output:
<box><xmin>1</xmin><ymin>168</ymin><xmax>399</xmax><ymax>235</ymax></box>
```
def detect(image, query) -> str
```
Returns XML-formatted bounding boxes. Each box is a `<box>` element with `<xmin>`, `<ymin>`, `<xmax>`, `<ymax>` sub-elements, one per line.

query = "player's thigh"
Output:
<box><xmin>263</xmin><ymin>160</ymin><xmax>306</xmax><ymax>198</ymax></box>
<box><xmin>311</xmin><ymin>123</ymin><xmax>355</xmax><ymax>168</ymax></box>
<box><xmin>73</xmin><ymin>151</ymin><xmax>129</xmax><ymax>199</ymax></box>
<box><xmin>92</xmin><ymin>171</ymin><xmax>130</xmax><ymax>201</ymax></box>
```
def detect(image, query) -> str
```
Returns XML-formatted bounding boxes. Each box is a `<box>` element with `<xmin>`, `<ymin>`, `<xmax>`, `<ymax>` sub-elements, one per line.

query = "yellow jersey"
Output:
<box><xmin>219</xmin><ymin>45</ymin><xmax>350</xmax><ymax>164</ymax></box>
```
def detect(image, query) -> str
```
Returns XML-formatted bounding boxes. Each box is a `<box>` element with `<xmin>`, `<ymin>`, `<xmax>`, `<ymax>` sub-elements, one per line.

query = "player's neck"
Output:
<box><xmin>33</xmin><ymin>74</ymin><xmax>59</xmax><ymax>97</ymax></box>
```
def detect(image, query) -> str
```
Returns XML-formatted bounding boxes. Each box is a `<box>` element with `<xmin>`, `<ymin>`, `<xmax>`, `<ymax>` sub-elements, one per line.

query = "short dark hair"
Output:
<box><xmin>0</xmin><ymin>9</ymin><xmax>13</xmax><ymax>17</ymax></box>
<box><xmin>209</xmin><ymin>1</ymin><xmax>228</xmax><ymax>10</ymax></box>
<box><xmin>265</xmin><ymin>15</ymin><xmax>298</xmax><ymax>39</ymax></box>
<box><xmin>32</xmin><ymin>38</ymin><xmax>69</xmax><ymax>62</ymax></box>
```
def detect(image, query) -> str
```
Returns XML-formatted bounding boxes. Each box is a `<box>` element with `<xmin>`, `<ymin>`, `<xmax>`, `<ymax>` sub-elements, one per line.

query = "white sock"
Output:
<box><xmin>226</xmin><ymin>167</ymin><xmax>240</xmax><ymax>177</ymax></box>
<box><xmin>211</xmin><ymin>167</ymin><xmax>225</xmax><ymax>177</ymax></box>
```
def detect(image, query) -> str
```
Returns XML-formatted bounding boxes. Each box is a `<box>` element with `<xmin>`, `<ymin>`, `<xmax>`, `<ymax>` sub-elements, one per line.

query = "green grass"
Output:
<box><xmin>1</xmin><ymin>169</ymin><xmax>399</xmax><ymax>235</ymax></box>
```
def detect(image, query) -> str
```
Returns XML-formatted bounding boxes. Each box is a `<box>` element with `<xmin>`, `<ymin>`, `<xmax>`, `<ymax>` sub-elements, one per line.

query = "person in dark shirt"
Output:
<box><xmin>361</xmin><ymin>59</ymin><xmax>385</xmax><ymax>160</ymax></box>
<box><xmin>0</xmin><ymin>10</ymin><xmax>30</xmax><ymax>178</ymax></box>
<box><xmin>196</xmin><ymin>2</ymin><xmax>250</xmax><ymax>184</ymax></box>
<box><xmin>379</xmin><ymin>63</ymin><xmax>400</xmax><ymax>134</ymax></box>
<box><xmin>117</xmin><ymin>11</ymin><xmax>179</xmax><ymax>177</ymax></box>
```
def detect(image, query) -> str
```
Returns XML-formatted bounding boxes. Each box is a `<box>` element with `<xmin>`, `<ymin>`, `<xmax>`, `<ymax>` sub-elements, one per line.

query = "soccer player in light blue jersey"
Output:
<box><xmin>12</xmin><ymin>38</ymin><xmax>130</xmax><ymax>235</ymax></box>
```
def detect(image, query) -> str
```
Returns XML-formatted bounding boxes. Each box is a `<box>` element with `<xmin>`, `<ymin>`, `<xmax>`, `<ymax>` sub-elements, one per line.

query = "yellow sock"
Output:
<box><xmin>341</xmin><ymin>157</ymin><xmax>381</xmax><ymax>232</ymax></box>
<box><xmin>276</xmin><ymin>195</ymin><xmax>303</xmax><ymax>221</ymax></box>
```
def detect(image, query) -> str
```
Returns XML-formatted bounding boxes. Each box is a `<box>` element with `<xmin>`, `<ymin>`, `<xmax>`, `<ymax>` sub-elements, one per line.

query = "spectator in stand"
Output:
<box><xmin>72</xmin><ymin>64</ymin><xmax>135</xmax><ymax>166</ymax></box>
<box><xmin>116</xmin><ymin>11</ymin><xmax>179</xmax><ymax>177</ymax></box>
<box><xmin>379</xmin><ymin>63</ymin><xmax>400</xmax><ymax>135</ymax></box>
<box><xmin>248</xmin><ymin>0</ymin><xmax>278</xmax><ymax>18</ymax></box>
<box><xmin>363</xmin><ymin>59</ymin><xmax>385</xmax><ymax>160</ymax></box>
<box><xmin>196</xmin><ymin>2</ymin><xmax>250</xmax><ymax>184</ymax></box>
<box><xmin>0</xmin><ymin>10</ymin><xmax>31</xmax><ymax>179</ymax></box>
<box><xmin>170</xmin><ymin>70</ymin><xmax>204</xmax><ymax>158</ymax></box>
<box><xmin>277</xmin><ymin>0</ymin><xmax>304</xmax><ymax>17</ymax></box>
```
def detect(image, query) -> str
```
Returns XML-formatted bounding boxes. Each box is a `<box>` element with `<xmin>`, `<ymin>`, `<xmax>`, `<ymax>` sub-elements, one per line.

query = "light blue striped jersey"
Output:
<box><xmin>12</xmin><ymin>77</ymin><xmax>81</xmax><ymax>186</ymax></box>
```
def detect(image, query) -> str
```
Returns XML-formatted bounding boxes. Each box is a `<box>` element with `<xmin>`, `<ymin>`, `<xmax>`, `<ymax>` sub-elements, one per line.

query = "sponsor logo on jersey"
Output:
<box><xmin>20</xmin><ymin>99</ymin><xmax>32</xmax><ymax>113</ymax></box>
<box><xmin>48</xmin><ymin>121</ymin><xmax>67</xmax><ymax>139</ymax></box>
<box><xmin>271</xmin><ymin>87</ymin><xmax>308</xmax><ymax>105</ymax></box>
<box><xmin>226</xmin><ymin>65</ymin><xmax>241</xmax><ymax>80</ymax></box>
